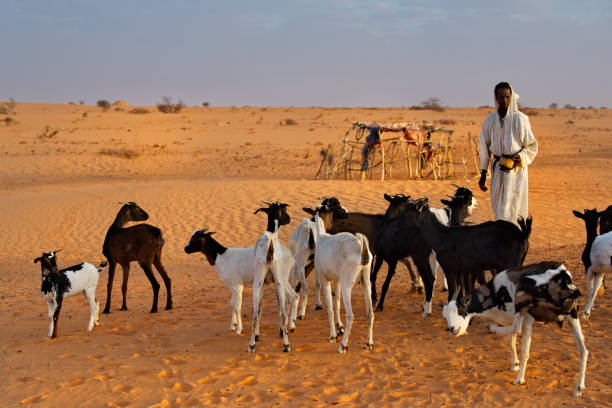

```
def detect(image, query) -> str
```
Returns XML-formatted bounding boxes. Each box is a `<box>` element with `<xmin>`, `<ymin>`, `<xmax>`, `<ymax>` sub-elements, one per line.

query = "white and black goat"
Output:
<box><xmin>35</xmin><ymin>251</ymin><xmax>107</xmax><ymax>338</ymax></box>
<box><xmin>442</xmin><ymin>262</ymin><xmax>588</xmax><ymax>397</ymax></box>
<box><xmin>573</xmin><ymin>208</ymin><xmax>612</xmax><ymax>318</ymax></box>
<box><xmin>248</xmin><ymin>201</ymin><xmax>299</xmax><ymax>353</ymax></box>
<box><xmin>185</xmin><ymin>228</ymin><xmax>260</xmax><ymax>336</ymax></box>
<box><xmin>289</xmin><ymin>197</ymin><xmax>350</xmax><ymax>322</ymax></box>
<box><xmin>312</xmin><ymin>204</ymin><xmax>374</xmax><ymax>353</ymax></box>
<box><xmin>414</xmin><ymin>198</ymin><xmax>531</xmax><ymax>302</ymax></box>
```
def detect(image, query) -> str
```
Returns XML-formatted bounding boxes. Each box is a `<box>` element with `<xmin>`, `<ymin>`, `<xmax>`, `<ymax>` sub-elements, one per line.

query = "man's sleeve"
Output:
<box><xmin>479</xmin><ymin>116</ymin><xmax>492</xmax><ymax>171</ymax></box>
<box><xmin>517</xmin><ymin>115</ymin><xmax>538</xmax><ymax>167</ymax></box>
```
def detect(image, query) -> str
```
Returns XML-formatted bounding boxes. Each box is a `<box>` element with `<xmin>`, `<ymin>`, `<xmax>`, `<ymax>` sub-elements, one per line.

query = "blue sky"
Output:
<box><xmin>1</xmin><ymin>0</ymin><xmax>610</xmax><ymax>107</ymax></box>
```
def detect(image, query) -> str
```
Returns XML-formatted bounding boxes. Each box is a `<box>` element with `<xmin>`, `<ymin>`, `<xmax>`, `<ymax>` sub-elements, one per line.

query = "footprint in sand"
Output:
<box><xmin>58</xmin><ymin>354</ymin><xmax>75</xmax><ymax>359</ymax></box>
<box><xmin>59</xmin><ymin>378</ymin><xmax>83</xmax><ymax>387</ymax></box>
<box><xmin>20</xmin><ymin>394</ymin><xmax>47</xmax><ymax>404</ymax></box>
<box><xmin>112</xmin><ymin>384</ymin><xmax>133</xmax><ymax>393</ymax></box>
<box><xmin>157</xmin><ymin>369</ymin><xmax>177</xmax><ymax>379</ymax></box>
<box><xmin>197</xmin><ymin>376</ymin><xmax>218</xmax><ymax>384</ymax></box>
<box><xmin>171</xmin><ymin>382</ymin><xmax>194</xmax><ymax>392</ymax></box>
<box><xmin>163</xmin><ymin>357</ymin><xmax>187</xmax><ymax>366</ymax></box>
<box><xmin>108</xmin><ymin>400</ymin><xmax>131</xmax><ymax>408</ymax></box>
<box><xmin>237</xmin><ymin>376</ymin><xmax>257</xmax><ymax>386</ymax></box>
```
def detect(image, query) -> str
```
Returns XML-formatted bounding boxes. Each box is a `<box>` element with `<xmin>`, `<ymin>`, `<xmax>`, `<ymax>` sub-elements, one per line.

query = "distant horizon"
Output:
<box><xmin>2</xmin><ymin>1</ymin><xmax>610</xmax><ymax>109</ymax></box>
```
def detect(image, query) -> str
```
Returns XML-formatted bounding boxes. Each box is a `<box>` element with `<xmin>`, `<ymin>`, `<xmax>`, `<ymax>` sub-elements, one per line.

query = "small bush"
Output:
<box><xmin>99</xmin><ymin>148</ymin><xmax>140</xmax><ymax>159</ymax></box>
<box><xmin>521</xmin><ymin>108</ymin><xmax>539</xmax><ymax>116</ymax></box>
<box><xmin>79</xmin><ymin>100</ymin><xmax>85</xmax><ymax>105</ymax></box>
<box><xmin>38</xmin><ymin>126</ymin><xmax>59</xmax><ymax>139</ymax></box>
<box><xmin>410</xmin><ymin>97</ymin><xmax>445</xmax><ymax>112</ymax></box>
<box><xmin>281</xmin><ymin>118</ymin><xmax>298</xmax><ymax>126</ymax></box>
<box><xmin>436</xmin><ymin>118</ymin><xmax>457</xmax><ymax>125</ymax></box>
<box><xmin>202</xmin><ymin>102</ymin><xmax>210</xmax><ymax>107</ymax></box>
<box><xmin>4</xmin><ymin>116</ymin><xmax>14</xmax><ymax>126</ymax></box>
<box><xmin>129</xmin><ymin>108</ymin><xmax>150</xmax><ymax>114</ymax></box>
<box><xmin>563</xmin><ymin>104</ymin><xmax>577</xmax><ymax>110</ymax></box>
<box><xmin>97</xmin><ymin>100</ymin><xmax>111</xmax><ymax>111</ymax></box>
<box><xmin>549</xmin><ymin>103</ymin><xmax>558</xmax><ymax>109</ymax></box>
<box><xmin>157</xmin><ymin>96</ymin><xmax>184</xmax><ymax>113</ymax></box>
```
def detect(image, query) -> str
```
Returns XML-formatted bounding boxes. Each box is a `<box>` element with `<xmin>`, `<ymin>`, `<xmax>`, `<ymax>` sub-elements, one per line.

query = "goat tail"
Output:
<box><xmin>97</xmin><ymin>261</ymin><xmax>108</xmax><ymax>272</ymax></box>
<box><xmin>517</xmin><ymin>215</ymin><xmax>533</xmax><ymax>240</ymax></box>
<box><xmin>356</xmin><ymin>233</ymin><xmax>371</xmax><ymax>266</ymax></box>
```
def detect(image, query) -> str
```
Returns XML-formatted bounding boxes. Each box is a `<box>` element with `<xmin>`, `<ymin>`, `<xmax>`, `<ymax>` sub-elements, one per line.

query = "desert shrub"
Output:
<box><xmin>129</xmin><ymin>108</ymin><xmax>150</xmax><ymax>114</ymax></box>
<box><xmin>99</xmin><ymin>148</ymin><xmax>140</xmax><ymax>159</ymax></box>
<box><xmin>97</xmin><ymin>100</ymin><xmax>111</xmax><ymax>111</ymax></box>
<box><xmin>410</xmin><ymin>97</ymin><xmax>445</xmax><ymax>112</ymax></box>
<box><xmin>202</xmin><ymin>102</ymin><xmax>210</xmax><ymax>107</ymax></box>
<box><xmin>522</xmin><ymin>108</ymin><xmax>539</xmax><ymax>116</ymax></box>
<box><xmin>38</xmin><ymin>126</ymin><xmax>59</xmax><ymax>139</ymax></box>
<box><xmin>563</xmin><ymin>104</ymin><xmax>577</xmax><ymax>110</ymax></box>
<box><xmin>281</xmin><ymin>118</ymin><xmax>297</xmax><ymax>126</ymax></box>
<box><xmin>549</xmin><ymin>103</ymin><xmax>558</xmax><ymax>109</ymax></box>
<box><xmin>4</xmin><ymin>116</ymin><xmax>14</xmax><ymax>126</ymax></box>
<box><xmin>157</xmin><ymin>96</ymin><xmax>184</xmax><ymax>113</ymax></box>
<box><xmin>478</xmin><ymin>105</ymin><xmax>492</xmax><ymax>109</ymax></box>
<box><xmin>0</xmin><ymin>99</ymin><xmax>16</xmax><ymax>115</ymax></box>
<box><xmin>79</xmin><ymin>100</ymin><xmax>85</xmax><ymax>105</ymax></box>
<box><xmin>436</xmin><ymin>118</ymin><xmax>457</xmax><ymax>125</ymax></box>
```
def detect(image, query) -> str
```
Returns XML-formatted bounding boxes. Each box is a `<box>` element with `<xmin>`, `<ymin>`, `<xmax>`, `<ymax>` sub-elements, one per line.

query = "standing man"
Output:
<box><xmin>478</xmin><ymin>82</ymin><xmax>538</xmax><ymax>224</ymax></box>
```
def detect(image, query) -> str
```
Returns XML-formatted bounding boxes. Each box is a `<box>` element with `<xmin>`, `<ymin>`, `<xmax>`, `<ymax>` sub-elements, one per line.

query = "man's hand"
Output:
<box><xmin>478</xmin><ymin>170</ymin><xmax>488</xmax><ymax>191</ymax></box>
<box><xmin>513</xmin><ymin>153</ymin><xmax>522</xmax><ymax>167</ymax></box>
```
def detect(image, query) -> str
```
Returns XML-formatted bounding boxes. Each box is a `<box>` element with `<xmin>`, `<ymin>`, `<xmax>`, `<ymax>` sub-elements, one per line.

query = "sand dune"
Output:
<box><xmin>0</xmin><ymin>103</ymin><xmax>610</xmax><ymax>407</ymax></box>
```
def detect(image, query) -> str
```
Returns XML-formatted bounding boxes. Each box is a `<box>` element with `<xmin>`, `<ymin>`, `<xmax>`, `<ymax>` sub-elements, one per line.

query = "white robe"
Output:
<box><xmin>479</xmin><ymin>110</ymin><xmax>538</xmax><ymax>224</ymax></box>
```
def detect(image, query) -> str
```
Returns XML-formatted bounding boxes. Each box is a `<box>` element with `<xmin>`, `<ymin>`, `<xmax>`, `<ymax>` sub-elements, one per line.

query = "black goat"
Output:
<box><xmin>414</xmin><ymin>198</ymin><xmax>532</xmax><ymax>301</ymax></box>
<box><xmin>102</xmin><ymin>202</ymin><xmax>172</xmax><ymax>314</ymax></box>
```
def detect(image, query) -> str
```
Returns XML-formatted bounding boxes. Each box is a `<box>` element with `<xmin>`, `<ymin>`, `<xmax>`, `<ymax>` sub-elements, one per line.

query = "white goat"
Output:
<box><xmin>583</xmin><ymin>231</ymin><xmax>612</xmax><ymax>319</ymax></box>
<box><xmin>248</xmin><ymin>202</ymin><xmax>298</xmax><ymax>353</ymax></box>
<box><xmin>312</xmin><ymin>205</ymin><xmax>374</xmax><ymax>353</ymax></box>
<box><xmin>35</xmin><ymin>251</ymin><xmax>107</xmax><ymax>338</ymax></box>
<box><xmin>184</xmin><ymin>229</ymin><xmax>260</xmax><ymax>335</ymax></box>
<box><xmin>442</xmin><ymin>262</ymin><xmax>588</xmax><ymax>397</ymax></box>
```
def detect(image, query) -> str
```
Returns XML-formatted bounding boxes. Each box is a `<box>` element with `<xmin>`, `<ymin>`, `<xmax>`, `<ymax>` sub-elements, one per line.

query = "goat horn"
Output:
<box><xmin>261</xmin><ymin>200</ymin><xmax>272</xmax><ymax>205</ymax></box>
<box><xmin>451</xmin><ymin>183</ymin><xmax>462</xmax><ymax>189</ymax></box>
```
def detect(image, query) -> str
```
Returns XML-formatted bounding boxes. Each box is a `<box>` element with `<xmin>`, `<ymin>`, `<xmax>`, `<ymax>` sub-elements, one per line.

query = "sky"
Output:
<box><xmin>1</xmin><ymin>0</ymin><xmax>611</xmax><ymax>108</ymax></box>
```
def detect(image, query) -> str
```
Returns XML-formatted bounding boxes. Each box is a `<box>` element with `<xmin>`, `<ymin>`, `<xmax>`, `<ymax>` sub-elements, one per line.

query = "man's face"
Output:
<box><xmin>495</xmin><ymin>88</ymin><xmax>512</xmax><ymax>113</ymax></box>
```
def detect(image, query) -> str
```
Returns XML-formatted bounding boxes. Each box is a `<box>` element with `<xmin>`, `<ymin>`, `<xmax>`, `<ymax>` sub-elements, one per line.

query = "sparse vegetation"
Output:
<box><xmin>521</xmin><ymin>108</ymin><xmax>539</xmax><ymax>116</ymax></box>
<box><xmin>202</xmin><ymin>102</ymin><xmax>210</xmax><ymax>107</ymax></box>
<box><xmin>410</xmin><ymin>97</ymin><xmax>445</xmax><ymax>112</ymax></box>
<box><xmin>97</xmin><ymin>100</ymin><xmax>111</xmax><ymax>111</ymax></box>
<box><xmin>281</xmin><ymin>118</ymin><xmax>297</xmax><ymax>126</ymax></box>
<box><xmin>549</xmin><ymin>103</ymin><xmax>558</xmax><ymax>109</ymax></box>
<box><xmin>157</xmin><ymin>97</ymin><xmax>184</xmax><ymax>113</ymax></box>
<box><xmin>435</xmin><ymin>118</ymin><xmax>457</xmax><ymax>125</ymax></box>
<box><xmin>99</xmin><ymin>148</ymin><xmax>140</xmax><ymax>159</ymax></box>
<box><xmin>4</xmin><ymin>116</ymin><xmax>14</xmax><ymax>126</ymax></box>
<box><xmin>563</xmin><ymin>104</ymin><xmax>577</xmax><ymax>110</ymax></box>
<box><xmin>0</xmin><ymin>98</ymin><xmax>16</xmax><ymax>115</ymax></box>
<box><xmin>129</xmin><ymin>108</ymin><xmax>150</xmax><ymax>114</ymax></box>
<box><xmin>79</xmin><ymin>100</ymin><xmax>85</xmax><ymax>105</ymax></box>
<box><xmin>38</xmin><ymin>126</ymin><xmax>59</xmax><ymax>139</ymax></box>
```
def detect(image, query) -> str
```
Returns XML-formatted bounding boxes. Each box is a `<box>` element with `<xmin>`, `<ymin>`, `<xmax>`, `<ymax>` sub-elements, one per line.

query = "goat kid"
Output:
<box><xmin>442</xmin><ymin>262</ymin><xmax>587</xmax><ymax>397</ymax></box>
<box><xmin>582</xmin><ymin>231</ymin><xmax>612</xmax><ymax>319</ymax></box>
<box><xmin>35</xmin><ymin>251</ymin><xmax>107</xmax><ymax>338</ymax></box>
<box><xmin>313</xmin><ymin>204</ymin><xmax>374</xmax><ymax>353</ymax></box>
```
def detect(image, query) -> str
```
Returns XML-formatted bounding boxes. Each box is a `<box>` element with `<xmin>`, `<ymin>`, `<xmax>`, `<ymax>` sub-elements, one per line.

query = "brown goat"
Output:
<box><xmin>102</xmin><ymin>202</ymin><xmax>172</xmax><ymax>313</ymax></box>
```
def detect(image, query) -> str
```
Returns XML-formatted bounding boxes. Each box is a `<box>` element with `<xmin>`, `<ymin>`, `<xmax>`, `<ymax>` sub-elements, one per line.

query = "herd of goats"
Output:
<box><xmin>34</xmin><ymin>186</ymin><xmax>612</xmax><ymax>397</ymax></box>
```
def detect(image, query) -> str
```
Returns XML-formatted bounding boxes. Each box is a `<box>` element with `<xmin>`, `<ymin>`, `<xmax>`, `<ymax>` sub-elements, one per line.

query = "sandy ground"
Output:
<box><xmin>0</xmin><ymin>102</ymin><xmax>610</xmax><ymax>407</ymax></box>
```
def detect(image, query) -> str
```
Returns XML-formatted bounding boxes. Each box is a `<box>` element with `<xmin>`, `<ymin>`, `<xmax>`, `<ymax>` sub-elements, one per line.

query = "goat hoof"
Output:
<box><xmin>283</xmin><ymin>345</ymin><xmax>290</xmax><ymax>353</ymax></box>
<box><xmin>315</xmin><ymin>305</ymin><xmax>323</xmax><ymax>311</ymax></box>
<box><xmin>512</xmin><ymin>379</ymin><xmax>525</xmax><ymax>386</ymax></box>
<box><xmin>255</xmin><ymin>334</ymin><xmax>260</xmax><ymax>342</ymax></box>
<box><xmin>297</xmin><ymin>315</ymin><xmax>303</xmax><ymax>320</ymax></box>
<box><xmin>102</xmin><ymin>308</ymin><xmax>110</xmax><ymax>314</ymax></box>
<box><xmin>573</xmin><ymin>386</ymin><xmax>585</xmax><ymax>397</ymax></box>
<box><xmin>279</xmin><ymin>328</ymin><xmax>284</xmax><ymax>338</ymax></box>
<box><xmin>511</xmin><ymin>364</ymin><xmax>520</xmax><ymax>372</ymax></box>
<box><xmin>165</xmin><ymin>304</ymin><xmax>172</xmax><ymax>310</ymax></box>
<box><xmin>247</xmin><ymin>344</ymin><xmax>256</xmax><ymax>353</ymax></box>
<box><xmin>581</xmin><ymin>312</ymin><xmax>590</xmax><ymax>320</ymax></box>
<box><xmin>338</xmin><ymin>344</ymin><xmax>348</xmax><ymax>354</ymax></box>
<box><xmin>290</xmin><ymin>327</ymin><xmax>295</xmax><ymax>333</ymax></box>
<box><xmin>375</xmin><ymin>305</ymin><xmax>383</xmax><ymax>312</ymax></box>
<box><xmin>329</xmin><ymin>337</ymin><xmax>337</xmax><ymax>343</ymax></box>
<box><xmin>121</xmin><ymin>306</ymin><xmax>128</xmax><ymax>311</ymax></box>
<box><xmin>150</xmin><ymin>308</ymin><xmax>158</xmax><ymax>313</ymax></box>
<box><xmin>364</xmin><ymin>343</ymin><xmax>374</xmax><ymax>350</ymax></box>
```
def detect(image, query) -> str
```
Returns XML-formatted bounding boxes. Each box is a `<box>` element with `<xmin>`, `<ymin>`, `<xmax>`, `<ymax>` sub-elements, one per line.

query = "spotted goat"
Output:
<box><xmin>35</xmin><ymin>250</ymin><xmax>107</xmax><ymax>338</ymax></box>
<box><xmin>442</xmin><ymin>261</ymin><xmax>588</xmax><ymax>397</ymax></box>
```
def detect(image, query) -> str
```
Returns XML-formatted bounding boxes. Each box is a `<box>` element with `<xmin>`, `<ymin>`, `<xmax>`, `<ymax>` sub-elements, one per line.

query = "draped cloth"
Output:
<box><xmin>479</xmin><ymin>85</ymin><xmax>538</xmax><ymax>224</ymax></box>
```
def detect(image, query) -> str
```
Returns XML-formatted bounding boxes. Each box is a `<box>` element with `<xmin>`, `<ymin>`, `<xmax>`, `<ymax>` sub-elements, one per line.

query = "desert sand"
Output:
<box><xmin>0</xmin><ymin>102</ymin><xmax>610</xmax><ymax>407</ymax></box>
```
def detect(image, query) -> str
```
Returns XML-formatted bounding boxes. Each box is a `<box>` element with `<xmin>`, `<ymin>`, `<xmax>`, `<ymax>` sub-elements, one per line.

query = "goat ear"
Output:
<box><xmin>441</xmin><ymin>199</ymin><xmax>452</xmax><ymax>206</ymax></box>
<box><xmin>34</xmin><ymin>257</ymin><xmax>41</xmax><ymax>263</ymax></box>
<box><xmin>384</xmin><ymin>193</ymin><xmax>392</xmax><ymax>202</ymax></box>
<box><xmin>207</xmin><ymin>231</ymin><xmax>216</xmax><ymax>236</ymax></box>
<box><xmin>572</xmin><ymin>210</ymin><xmax>584</xmax><ymax>219</ymax></box>
<box><xmin>302</xmin><ymin>207</ymin><xmax>315</xmax><ymax>216</ymax></box>
<box><xmin>253</xmin><ymin>207</ymin><xmax>268</xmax><ymax>215</ymax></box>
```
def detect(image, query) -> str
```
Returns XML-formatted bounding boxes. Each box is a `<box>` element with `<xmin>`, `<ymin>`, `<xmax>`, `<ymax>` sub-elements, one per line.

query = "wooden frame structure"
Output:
<box><xmin>316</xmin><ymin>121</ymin><xmax>454</xmax><ymax>181</ymax></box>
